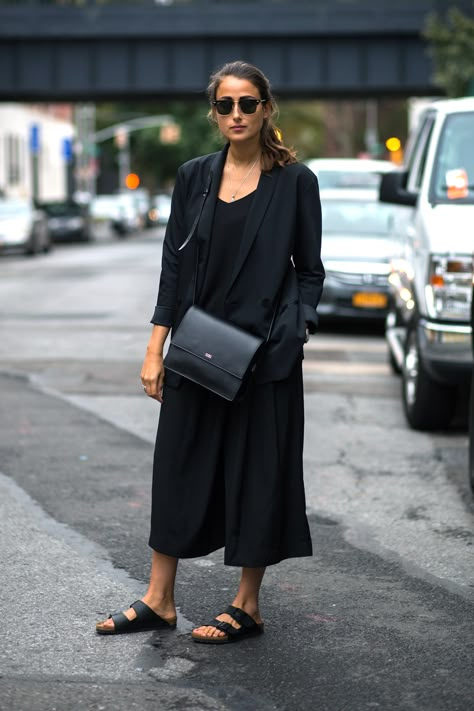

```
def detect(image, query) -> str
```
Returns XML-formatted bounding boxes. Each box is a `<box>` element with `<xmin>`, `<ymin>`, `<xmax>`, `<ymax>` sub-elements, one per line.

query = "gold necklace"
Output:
<box><xmin>230</xmin><ymin>156</ymin><xmax>260</xmax><ymax>202</ymax></box>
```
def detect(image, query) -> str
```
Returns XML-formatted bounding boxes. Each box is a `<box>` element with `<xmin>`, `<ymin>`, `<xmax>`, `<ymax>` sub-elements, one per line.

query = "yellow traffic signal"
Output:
<box><xmin>385</xmin><ymin>137</ymin><xmax>403</xmax><ymax>165</ymax></box>
<box><xmin>385</xmin><ymin>137</ymin><xmax>401</xmax><ymax>152</ymax></box>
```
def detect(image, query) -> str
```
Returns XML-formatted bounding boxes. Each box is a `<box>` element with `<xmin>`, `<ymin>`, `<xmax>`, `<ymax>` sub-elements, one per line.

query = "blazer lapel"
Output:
<box><xmin>226</xmin><ymin>165</ymin><xmax>281</xmax><ymax>294</ymax></box>
<box><xmin>195</xmin><ymin>145</ymin><xmax>228</xmax><ymax>246</ymax></box>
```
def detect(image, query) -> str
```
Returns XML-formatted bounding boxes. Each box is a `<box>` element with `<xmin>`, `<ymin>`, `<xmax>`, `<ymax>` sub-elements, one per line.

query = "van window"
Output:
<box><xmin>406</xmin><ymin>115</ymin><xmax>435</xmax><ymax>192</ymax></box>
<box><xmin>430</xmin><ymin>112</ymin><xmax>474</xmax><ymax>204</ymax></box>
<box><xmin>413</xmin><ymin>120</ymin><xmax>435</xmax><ymax>190</ymax></box>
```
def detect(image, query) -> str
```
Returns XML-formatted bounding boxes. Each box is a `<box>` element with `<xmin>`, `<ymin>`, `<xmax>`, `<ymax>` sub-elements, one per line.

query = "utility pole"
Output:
<box><xmin>74</xmin><ymin>103</ymin><xmax>96</xmax><ymax>201</ymax></box>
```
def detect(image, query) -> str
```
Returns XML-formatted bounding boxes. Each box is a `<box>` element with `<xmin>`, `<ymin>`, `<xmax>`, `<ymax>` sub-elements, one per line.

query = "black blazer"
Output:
<box><xmin>151</xmin><ymin>144</ymin><xmax>325</xmax><ymax>384</ymax></box>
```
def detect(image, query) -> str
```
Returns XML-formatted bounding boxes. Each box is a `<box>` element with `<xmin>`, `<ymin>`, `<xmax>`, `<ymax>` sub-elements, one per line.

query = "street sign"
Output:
<box><xmin>62</xmin><ymin>137</ymin><xmax>73</xmax><ymax>162</ymax></box>
<box><xmin>30</xmin><ymin>123</ymin><xmax>40</xmax><ymax>154</ymax></box>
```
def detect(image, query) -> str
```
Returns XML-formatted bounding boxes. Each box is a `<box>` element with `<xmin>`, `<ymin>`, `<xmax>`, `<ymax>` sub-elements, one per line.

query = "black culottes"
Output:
<box><xmin>149</xmin><ymin>360</ymin><xmax>312</xmax><ymax>567</ymax></box>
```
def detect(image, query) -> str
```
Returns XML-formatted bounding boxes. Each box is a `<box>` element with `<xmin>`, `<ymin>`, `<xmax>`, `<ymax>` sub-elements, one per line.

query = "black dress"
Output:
<box><xmin>149</xmin><ymin>192</ymin><xmax>312</xmax><ymax>567</ymax></box>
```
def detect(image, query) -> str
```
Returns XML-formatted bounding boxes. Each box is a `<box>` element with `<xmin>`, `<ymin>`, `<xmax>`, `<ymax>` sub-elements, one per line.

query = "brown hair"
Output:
<box><xmin>207</xmin><ymin>60</ymin><xmax>297</xmax><ymax>172</ymax></box>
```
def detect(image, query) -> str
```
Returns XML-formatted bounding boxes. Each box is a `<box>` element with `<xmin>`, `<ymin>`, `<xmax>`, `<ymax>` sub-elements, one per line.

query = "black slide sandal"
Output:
<box><xmin>96</xmin><ymin>600</ymin><xmax>177</xmax><ymax>635</ymax></box>
<box><xmin>191</xmin><ymin>604</ymin><xmax>264</xmax><ymax>645</ymax></box>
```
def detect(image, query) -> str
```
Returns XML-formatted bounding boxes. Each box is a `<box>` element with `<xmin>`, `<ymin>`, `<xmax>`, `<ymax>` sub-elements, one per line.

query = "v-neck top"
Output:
<box><xmin>198</xmin><ymin>190</ymin><xmax>255</xmax><ymax>319</ymax></box>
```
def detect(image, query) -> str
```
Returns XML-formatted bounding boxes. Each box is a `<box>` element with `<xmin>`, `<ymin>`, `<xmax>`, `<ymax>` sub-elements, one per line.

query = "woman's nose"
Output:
<box><xmin>232</xmin><ymin>102</ymin><xmax>242</xmax><ymax>118</ymax></box>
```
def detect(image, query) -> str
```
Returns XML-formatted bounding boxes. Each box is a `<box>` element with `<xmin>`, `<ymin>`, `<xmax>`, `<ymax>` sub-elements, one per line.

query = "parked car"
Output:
<box><xmin>380</xmin><ymin>97</ymin><xmax>473</xmax><ymax>431</ymax></box>
<box><xmin>318</xmin><ymin>188</ymin><xmax>396</xmax><ymax>321</ymax></box>
<box><xmin>147</xmin><ymin>193</ymin><xmax>172</xmax><ymax>227</ymax></box>
<box><xmin>0</xmin><ymin>198</ymin><xmax>50</xmax><ymax>255</ymax></box>
<box><xmin>90</xmin><ymin>193</ymin><xmax>140</xmax><ymax>237</ymax></box>
<box><xmin>305</xmin><ymin>157</ymin><xmax>395</xmax><ymax>190</ymax></box>
<box><xmin>39</xmin><ymin>200</ymin><xmax>91</xmax><ymax>243</ymax></box>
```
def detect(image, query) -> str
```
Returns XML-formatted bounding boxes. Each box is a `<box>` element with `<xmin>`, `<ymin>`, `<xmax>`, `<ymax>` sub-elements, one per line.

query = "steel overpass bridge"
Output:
<box><xmin>0</xmin><ymin>1</ymin><xmax>469</xmax><ymax>101</ymax></box>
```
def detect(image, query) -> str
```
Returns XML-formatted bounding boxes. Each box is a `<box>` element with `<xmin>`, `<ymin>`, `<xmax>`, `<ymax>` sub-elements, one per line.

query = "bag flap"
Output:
<box><xmin>171</xmin><ymin>306</ymin><xmax>264</xmax><ymax>379</ymax></box>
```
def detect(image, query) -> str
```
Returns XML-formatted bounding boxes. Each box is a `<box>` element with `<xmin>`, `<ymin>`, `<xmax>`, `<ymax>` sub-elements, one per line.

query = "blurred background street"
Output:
<box><xmin>0</xmin><ymin>1</ymin><xmax>473</xmax><ymax>709</ymax></box>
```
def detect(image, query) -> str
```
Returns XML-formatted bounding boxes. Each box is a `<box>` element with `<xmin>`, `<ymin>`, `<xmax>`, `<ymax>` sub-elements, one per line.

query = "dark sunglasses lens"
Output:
<box><xmin>239</xmin><ymin>99</ymin><xmax>259</xmax><ymax>114</ymax></box>
<box><xmin>215</xmin><ymin>100</ymin><xmax>233</xmax><ymax>115</ymax></box>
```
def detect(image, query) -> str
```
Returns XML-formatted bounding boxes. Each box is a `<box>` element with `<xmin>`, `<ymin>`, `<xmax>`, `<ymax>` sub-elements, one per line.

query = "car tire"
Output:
<box><xmin>43</xmin><ymin>231</ymin><xmax>52</xmax><ymax>253</ymax></box>
<box><xmin>25</xmin><ymin>231</ymin><xmax>39</xmax><ymax>256</ymax></box>
<box><xmin>402</xmin><ymin>326</ymin><xmax>456</xmax><ymax>431</ymax></box>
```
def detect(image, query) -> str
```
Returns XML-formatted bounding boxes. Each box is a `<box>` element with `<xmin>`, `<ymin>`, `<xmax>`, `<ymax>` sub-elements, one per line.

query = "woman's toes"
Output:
<box><xmin>193</xmin><ymin>625</ymin><xmax>225</xmax><ymax>639</ymax></box>
<box><xmin>96</xmin><ymin>618</ymin><xmax>113</xmax><ymax>630</ymax></box>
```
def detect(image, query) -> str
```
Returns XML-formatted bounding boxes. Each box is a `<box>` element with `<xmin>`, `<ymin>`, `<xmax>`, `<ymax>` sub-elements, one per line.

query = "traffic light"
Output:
<box><xmin>125</xmin><ymin>172</ymin><xmax>140</xmax><ymax>190</ymax></box>
<box><xmin>385</xmin><ymin>137</ymin><xmax>403</xmax><ymax>165</ymax></box>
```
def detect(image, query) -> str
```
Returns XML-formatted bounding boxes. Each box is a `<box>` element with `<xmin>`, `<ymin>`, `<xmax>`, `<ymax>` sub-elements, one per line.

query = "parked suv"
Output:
<box><xmin>380</xmin><ymin>97</ymin><xmax>473</xmax><ymax>431</ymax></box>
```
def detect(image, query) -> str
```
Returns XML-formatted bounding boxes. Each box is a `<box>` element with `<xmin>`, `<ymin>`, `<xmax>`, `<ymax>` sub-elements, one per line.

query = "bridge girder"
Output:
<box><xmin>0</xmin><ymin>3</ymin><xmax>455</xmax><ymax>100</ymax></box>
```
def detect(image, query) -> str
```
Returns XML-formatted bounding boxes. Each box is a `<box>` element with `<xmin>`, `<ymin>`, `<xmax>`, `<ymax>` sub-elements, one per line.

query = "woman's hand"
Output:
<box><xmin>141</xmin><ymin>352</ymin><xmax>165</xmax><ymax>403</ymax></box>
<box><xmin>141</xmin><ymin>325</ymin><xmax>170</xmax><ymax>403</ymax></box>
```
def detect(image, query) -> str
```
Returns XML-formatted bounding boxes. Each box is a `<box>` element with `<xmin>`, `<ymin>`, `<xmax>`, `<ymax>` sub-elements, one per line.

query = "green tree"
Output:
<box><xmin>277</xmin><ymin>100</ymin><xmax>324</xmax><ymax>161</ymax></box>
<box><xmin>424</xmin><ymin>5</ymin><xmax>474</xmax><ymax>98</ymax></box>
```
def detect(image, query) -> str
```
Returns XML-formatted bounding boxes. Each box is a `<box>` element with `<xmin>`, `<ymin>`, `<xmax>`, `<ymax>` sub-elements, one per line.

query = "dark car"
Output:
<box><xmin>40</xmin><ymin>200</ymin><xmax>91</xmax><ymax>243</ymax></box>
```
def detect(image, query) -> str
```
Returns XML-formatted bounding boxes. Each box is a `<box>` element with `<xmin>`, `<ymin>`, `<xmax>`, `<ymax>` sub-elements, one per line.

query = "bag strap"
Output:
<box><xmin>178</xmin><ymin>172</ymin><xmax>213</xmax><ymax>252</ymax></box>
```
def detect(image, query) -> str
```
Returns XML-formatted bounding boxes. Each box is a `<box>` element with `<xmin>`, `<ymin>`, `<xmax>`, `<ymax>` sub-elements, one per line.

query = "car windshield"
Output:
<box><xmin>0</xmin><ymin>201</ymin><xmax>30</xmax><ymax>217</ymax></box>
<box><xmin>42</xmin><ymin>202</ymin><xmax>82</xmax><ymax>216</ymax></box>
<box><xmin>318</xmin><ymin>171</ymin><xmax>383</xmax><ymax>190</ymax></box>
<box><xmin>430</xmin><ymin>112</ymin><xmax>474</xmax><ymax>204</ymax></box>
<box><xmin>322</xmin><ymin>200</ymin><xmax>393</xmax><ymax>235</ymax></box>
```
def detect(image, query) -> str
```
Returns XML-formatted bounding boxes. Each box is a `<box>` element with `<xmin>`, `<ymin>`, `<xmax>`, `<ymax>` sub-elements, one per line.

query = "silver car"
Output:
<box><xmin>319</xmin><ymin>188</ymin><xmax>396</xmax><ymax>320</ymax></box>
<box><xmin>305</xmin><ymin>157</ymin><xmax>395</xmax><ymax>190</ymax></box>
<box><xmin>0</xmin><ymin>199</ymin><xmax>50</xmax><ymax>256</ymax></box>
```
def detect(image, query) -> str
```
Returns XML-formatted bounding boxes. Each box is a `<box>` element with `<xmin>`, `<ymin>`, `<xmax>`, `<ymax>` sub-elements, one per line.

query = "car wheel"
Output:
<box><xmin>25</xmin><ymin>231</ymin><xmax>38</xmax><ymax>256</ymax></box>
<box><xmin>402</xmin><ymin>326</ymin><xmax>456</xmax><ymax>431</ymax></box>
<box><xmin>43</xmin><ymin>230</ymin><xmax>52</xmax><ymax>253</ymax></box>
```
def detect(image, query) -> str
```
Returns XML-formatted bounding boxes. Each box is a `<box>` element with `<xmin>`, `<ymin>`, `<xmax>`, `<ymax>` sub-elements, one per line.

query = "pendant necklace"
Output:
<box><xmin>230</xmin><ymin>156</ymin><xmax>260</xmax><ymax>202</ymax></box>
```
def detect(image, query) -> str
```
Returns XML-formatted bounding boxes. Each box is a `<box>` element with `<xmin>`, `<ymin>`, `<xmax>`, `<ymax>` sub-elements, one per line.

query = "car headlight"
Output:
<box><xmin>425</xmin><ymin>254</ymin><xmax>472</xmax><ymax>322</ymax></box>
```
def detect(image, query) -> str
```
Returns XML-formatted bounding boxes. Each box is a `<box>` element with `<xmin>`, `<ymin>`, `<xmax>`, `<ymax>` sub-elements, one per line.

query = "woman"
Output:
<box><xmin>96</xmin><ymin>60</ymin><xmax>324</xmax><ymax>644</ymax></box>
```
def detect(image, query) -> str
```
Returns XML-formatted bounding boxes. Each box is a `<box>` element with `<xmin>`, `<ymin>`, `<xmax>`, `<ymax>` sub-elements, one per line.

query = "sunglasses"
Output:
<box><xmin>212</xmin><ymin>97</ymin><xmax>267</xmax><ymax>115</ymax></box>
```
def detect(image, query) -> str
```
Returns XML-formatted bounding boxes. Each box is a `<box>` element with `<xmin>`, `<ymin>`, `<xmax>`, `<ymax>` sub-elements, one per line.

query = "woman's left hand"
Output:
<box><xmin>141</xmin><ymin>352</ymin><xmax>165</xmax><ymax>402</ymax></box>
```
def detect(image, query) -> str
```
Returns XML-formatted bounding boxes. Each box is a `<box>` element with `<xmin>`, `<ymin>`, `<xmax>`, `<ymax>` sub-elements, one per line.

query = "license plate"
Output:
<box><xmin>352</xmin><ymin>292</ymin><xmax>388</xmax><ymax>309</ymax></box>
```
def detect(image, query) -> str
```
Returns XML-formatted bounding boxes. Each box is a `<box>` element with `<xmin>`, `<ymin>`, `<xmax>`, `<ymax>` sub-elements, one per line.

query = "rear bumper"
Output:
<box><xmin>319</xmin><ymin>283</ymin><xmax>390</xmax><ymax>320</ymax></box>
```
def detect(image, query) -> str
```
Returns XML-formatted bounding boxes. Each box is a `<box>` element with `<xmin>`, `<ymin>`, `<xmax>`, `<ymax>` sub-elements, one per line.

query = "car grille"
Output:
<box><xmin>328</xmin><ymin>271</ymin><xmax>389</xmax><ymax>287</ymax></box>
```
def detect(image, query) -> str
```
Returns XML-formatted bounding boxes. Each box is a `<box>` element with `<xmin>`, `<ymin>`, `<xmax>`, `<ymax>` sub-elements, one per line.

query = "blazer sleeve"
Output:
<box><xmin>150</xmin><ymin>167</ymin><xmax>187</xmax><ymax>327</ymax></box>
<box><xmin>294</xmin><ymin>169</ymin><xmax>325</xmax><ymax>333</ymax></box>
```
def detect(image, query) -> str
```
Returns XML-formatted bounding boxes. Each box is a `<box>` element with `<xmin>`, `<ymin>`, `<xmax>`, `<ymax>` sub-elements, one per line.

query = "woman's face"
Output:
<box><xmin>213</xmin><ymin>76</ymin><xmax>269</xmax><ymax>146</ymax></box>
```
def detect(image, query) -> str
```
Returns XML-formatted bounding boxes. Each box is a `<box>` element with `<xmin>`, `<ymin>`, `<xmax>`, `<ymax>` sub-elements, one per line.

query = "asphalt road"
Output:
<box><xmin>0</xmin><ymin>227</ymin><xmax>472</xmax><ymax>711</ymax></box>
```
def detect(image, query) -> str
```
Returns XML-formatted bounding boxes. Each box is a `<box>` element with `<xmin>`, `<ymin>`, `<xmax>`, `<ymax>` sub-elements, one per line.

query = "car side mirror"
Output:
<box><xmin>379</xmin><ymin>171</ymin><xmax>417</xmax><ymax>207</ymax></box>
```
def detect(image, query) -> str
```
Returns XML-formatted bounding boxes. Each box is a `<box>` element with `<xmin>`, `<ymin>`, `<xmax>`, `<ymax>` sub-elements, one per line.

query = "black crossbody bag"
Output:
<box><xmin>164</xmin><ymin>173</ymin><xmax>280</xmax><ymax>402</ymax></box>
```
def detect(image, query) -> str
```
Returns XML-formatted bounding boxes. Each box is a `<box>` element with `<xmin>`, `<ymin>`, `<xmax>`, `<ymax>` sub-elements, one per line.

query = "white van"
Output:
<box><xmin>380</xmin><ymin>97</ymin><xmax>473</xmax><ymax>431</ymax></box>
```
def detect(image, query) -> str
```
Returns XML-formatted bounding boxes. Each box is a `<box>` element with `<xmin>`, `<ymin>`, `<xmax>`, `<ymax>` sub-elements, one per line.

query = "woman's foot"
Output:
<box><xmin>192</xmin><ymin>602</ymin><xmax>263</xmax><ymax>643</ymax></box>
<box><xmin>96</xmin><ymin>595</ymin><xmax>177</xmax><ymax>634</ymax></box>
